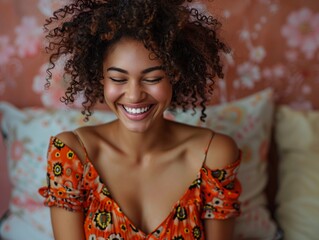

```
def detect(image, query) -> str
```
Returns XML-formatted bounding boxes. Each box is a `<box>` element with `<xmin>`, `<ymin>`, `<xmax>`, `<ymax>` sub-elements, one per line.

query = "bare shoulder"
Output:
<box><xmin>55</xmin><ymin>130</ymin><xmax>87</xmax><ymax>163</ymax></box>
<box><xmin>168</xmin><ymin>121</ymin><xmax>217</xmax><ymax>156</ymax></box>
<box><xmin>205</xmin><ymin>132</ymin><xmax>240</xmax><ymax>169</ymax></box>
<box><xmin>168</xmin><ymin>121</ymin><xmax>213</xmax><ymax>145</ymax></box>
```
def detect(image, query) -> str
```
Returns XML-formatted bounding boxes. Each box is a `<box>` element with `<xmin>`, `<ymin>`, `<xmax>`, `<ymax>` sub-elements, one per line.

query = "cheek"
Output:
<box><xmin>150</xmin><ymin>83</ymin><xmax>173</xmax><ymax>103</ymax></box>
<box><xmin>103</xmin><ymin>84</ymin><xmax>122</xmax><ymax>104</ymax></box>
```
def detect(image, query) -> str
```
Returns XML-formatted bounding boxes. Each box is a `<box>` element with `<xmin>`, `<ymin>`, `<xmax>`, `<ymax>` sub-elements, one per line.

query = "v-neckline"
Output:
<box><xmin>84</xmin><ymin>157</ymin><xmax>205</xmax><ymax>237</ymax></box>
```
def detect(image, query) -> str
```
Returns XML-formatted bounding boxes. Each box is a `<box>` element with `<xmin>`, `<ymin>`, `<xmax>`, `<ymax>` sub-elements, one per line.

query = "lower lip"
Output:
<box><xmin>120</xmin><ymin>105</ymin><xmax>154</xmax><ymax>121</ymax></box>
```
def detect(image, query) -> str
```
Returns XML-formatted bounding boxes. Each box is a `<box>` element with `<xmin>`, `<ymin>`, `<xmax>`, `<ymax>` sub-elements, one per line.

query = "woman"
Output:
<box><xmin>39</xmin><ymin>0</ymin><xmax>241</xmax><ymax>239</ymax></box>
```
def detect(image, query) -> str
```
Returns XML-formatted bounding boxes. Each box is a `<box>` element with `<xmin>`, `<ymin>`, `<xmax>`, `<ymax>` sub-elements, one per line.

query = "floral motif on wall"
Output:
<box><xmin>32</xmin><ymin>60</ymin><xmax>84</xmax><ymax>109</ymax></box>
<box><xmin>282</xmin><ymin>8</ymin><xmax>319</xmax><ymax>60</ymax></box>
<box><xmin>210</xmin><ymin>1</ymin><xmax>319</xmax><ymax>109</ymax></box>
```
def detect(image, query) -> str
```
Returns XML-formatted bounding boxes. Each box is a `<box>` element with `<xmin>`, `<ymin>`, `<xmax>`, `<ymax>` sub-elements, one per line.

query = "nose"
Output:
<box><xmin>125</xmin><ymin>80</ymin><xmax>146</xmax><ymax>102</ymax></box>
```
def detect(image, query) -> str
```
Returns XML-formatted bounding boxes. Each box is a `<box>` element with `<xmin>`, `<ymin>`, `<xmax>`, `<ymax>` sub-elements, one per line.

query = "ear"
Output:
<box><xmin>100</xmin><ymin>78</ymin><xmax>105</xmax><ymax>85</ymax></box>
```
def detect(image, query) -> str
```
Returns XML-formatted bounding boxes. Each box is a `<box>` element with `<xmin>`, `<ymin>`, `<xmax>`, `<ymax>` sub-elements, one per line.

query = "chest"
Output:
<box><xmin>85</xmin><ymin>152</ymin><xmax>204</xmax><ymax>234</ymax></box>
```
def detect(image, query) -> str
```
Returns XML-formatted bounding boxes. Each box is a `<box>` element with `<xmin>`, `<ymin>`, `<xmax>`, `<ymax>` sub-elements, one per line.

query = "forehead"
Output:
<box><xmin>103</xmin><ymin>37</ymin><xmax>161</xmax><ymax>68</ymax></box>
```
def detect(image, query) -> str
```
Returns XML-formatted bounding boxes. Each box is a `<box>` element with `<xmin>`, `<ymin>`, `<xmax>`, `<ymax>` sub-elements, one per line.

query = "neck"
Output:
<box><xmin>111</xmin><ymin>118</ymin><xmax>171</xmax><ymax>161</ymax></box>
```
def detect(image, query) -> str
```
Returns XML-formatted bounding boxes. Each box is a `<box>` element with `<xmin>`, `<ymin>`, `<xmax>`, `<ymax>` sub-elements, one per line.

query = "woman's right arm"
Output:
<box><xmin>46</xmin><ymin>131</ymin><xmax>88</xmax><ymax>239</ymax></box>
<box><xmin>51</xmin><ymin>207</ymin><xmax>85</xmax><ymax>240</ymax></box>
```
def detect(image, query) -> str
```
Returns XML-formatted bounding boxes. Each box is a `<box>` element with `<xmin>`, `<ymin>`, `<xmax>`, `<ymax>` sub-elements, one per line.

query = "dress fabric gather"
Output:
<box><xmin>39</xmin><ymin>136</ymin><xmax>241</xmax><ymax>240</ymax></box>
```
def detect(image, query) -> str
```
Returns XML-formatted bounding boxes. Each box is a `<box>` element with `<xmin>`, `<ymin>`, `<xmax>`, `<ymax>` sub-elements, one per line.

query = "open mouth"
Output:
<box><xmin>122</xmin><ymin>105</ymin><xmax>153</xmax><ymax>115</ymax></box>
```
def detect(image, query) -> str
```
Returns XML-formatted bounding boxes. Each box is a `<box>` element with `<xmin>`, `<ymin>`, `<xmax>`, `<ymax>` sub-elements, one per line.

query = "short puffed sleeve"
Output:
<box><xmin>201</xmin><ymin>152</ymin><xmax>242</xmax><ymax>220</ymax></box>
<box><xmin>38</xmin><ymin>137</ymin><xmax>87</xmax><ymax>212</ymax></box>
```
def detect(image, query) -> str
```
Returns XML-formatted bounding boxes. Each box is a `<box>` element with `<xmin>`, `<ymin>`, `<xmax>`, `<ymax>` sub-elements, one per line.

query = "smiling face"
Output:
<box><xmin>101</xmin><ymin>37</ymin><xmax>173</xmax><ymax>133</ymax></box>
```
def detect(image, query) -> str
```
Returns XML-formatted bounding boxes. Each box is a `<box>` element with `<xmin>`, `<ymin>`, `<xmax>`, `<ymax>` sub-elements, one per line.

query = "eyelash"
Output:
<box><xmin>110</xmin><ymin>77</ymin><xmax>126</xmax><ymax>83</ymax></box>
<box><xmin>143</xmin><ymin>77</ymin><xmax>163</xmax><ymax>83</ymax></box>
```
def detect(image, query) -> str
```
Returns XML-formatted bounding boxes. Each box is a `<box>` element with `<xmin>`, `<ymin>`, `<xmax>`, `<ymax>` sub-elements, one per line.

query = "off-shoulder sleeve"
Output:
<box><xmin>38</xmin><ymin>136</ymin><xmax>87</xmax><ymax>212</ymax></box>
<box><xmin>201</xmin><ymin>152</ymin><xmax>242</xmax><ymax>220</ymax></box>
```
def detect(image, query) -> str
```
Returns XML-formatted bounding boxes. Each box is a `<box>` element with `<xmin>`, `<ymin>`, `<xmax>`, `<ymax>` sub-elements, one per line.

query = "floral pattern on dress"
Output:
<box><xmin>39</xmin><ymin>137</ymin><xmax>241</xmax><ymax>239</ymax></box>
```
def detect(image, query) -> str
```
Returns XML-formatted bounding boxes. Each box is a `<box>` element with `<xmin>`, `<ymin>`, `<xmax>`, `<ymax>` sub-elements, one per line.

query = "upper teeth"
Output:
<box><xmin>123</xmin><ymin>106</ymin><xmax>151</xmax><ymax>114</ymax></box>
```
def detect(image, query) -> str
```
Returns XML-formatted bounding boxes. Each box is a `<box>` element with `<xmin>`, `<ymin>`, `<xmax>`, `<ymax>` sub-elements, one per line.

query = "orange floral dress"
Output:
<box><xmin>39</xmin><ymin>136</ymin><xmax>241</xmax><ymax>240</ymax></box>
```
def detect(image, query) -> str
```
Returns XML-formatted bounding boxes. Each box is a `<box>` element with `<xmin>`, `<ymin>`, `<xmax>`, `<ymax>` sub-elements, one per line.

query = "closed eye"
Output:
<box><xmin>110</xmin><ymin>77</ymin><xmax>126</xmax><ymax>83</ymax></box>
<box><xmin>143</xmin><ymin>77</ymin><xmax>163</xmax><ymax>84</ymax></box>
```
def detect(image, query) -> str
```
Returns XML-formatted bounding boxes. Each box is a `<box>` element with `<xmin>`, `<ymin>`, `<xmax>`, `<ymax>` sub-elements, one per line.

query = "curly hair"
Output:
<box><xmin>44</xmin><ymin>0</ymin><xmax>229</xmax><ymax>121</ymax></box>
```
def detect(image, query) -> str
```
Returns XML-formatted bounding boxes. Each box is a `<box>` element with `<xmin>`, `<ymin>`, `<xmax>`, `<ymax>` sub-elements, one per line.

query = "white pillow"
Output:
<box><xmin>0</xmin><ymin>88</ymin><xmax>277</xmax><ymax>239</ymax></box>
<box><xmin>275</xmin><ymin>106</ymin><xmax>319</xmax><ymax>240</ymax></box>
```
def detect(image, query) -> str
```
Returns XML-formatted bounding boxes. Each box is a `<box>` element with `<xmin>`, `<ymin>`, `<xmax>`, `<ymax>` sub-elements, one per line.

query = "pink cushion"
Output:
<box><xmin>0</xmin><ymin>132</ymin><xmax>11</xmax><ymax>218</ymax></box>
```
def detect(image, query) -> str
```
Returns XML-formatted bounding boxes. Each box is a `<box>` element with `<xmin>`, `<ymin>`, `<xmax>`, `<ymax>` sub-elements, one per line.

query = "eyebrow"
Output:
<box><xmin>141</xmin><ymin>66</ymin><xmax>163</xmax><ymax>74</ymax></box>
<box><xmin>106</xmin><ymin>66</ymin><xmax>163</xmax><ymax>74</ymax></box>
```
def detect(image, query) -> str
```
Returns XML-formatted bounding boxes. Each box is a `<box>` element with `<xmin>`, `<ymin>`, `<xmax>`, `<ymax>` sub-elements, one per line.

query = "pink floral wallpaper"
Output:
<box><xmin>0</xmin><ymin>0</ymin><xmax>318</xmax><ymax>110</ymax></box>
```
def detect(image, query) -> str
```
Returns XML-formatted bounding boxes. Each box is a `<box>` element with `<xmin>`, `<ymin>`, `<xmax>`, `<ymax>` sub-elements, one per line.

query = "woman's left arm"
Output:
<box><xmin>204</xmin><ymin>218</ymin><xmax>235</xmax><ymax>240</ymax></box>
<box><xmin>202</xmin><ymin>132</ymin><xmax>241</xmax><ymax>240</ymax></box>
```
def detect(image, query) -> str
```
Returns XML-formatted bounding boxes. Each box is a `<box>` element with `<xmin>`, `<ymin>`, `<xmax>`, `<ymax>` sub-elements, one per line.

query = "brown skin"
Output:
<box><xmin>50</xmin><ymin>38</ymin><xmax>238</xmax><ymax>239</ymax></box>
